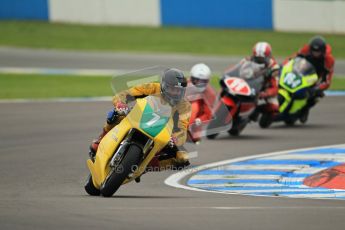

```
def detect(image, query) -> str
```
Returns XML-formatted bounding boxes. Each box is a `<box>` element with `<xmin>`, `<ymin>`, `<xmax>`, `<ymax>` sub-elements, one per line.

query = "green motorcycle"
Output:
<box><xmin>259</xmin><ymin>57</ymin><xmax>319</xmax><ymax>128</ymax></box>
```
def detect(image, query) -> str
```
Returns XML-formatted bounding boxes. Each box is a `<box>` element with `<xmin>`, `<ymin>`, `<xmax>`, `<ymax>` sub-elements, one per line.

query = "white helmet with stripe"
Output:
<box><xmin>252</xmin><ymin>42</ymin><xmax>272</xmax><ymax>65</ymax></box>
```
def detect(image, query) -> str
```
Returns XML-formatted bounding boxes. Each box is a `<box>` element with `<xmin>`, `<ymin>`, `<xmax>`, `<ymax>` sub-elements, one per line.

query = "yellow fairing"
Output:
<box><xmin>278</xmin><ymin>88</ymin><xmax>308</xmax><ymax>114</ymax></box>
<box><xmin>278</xmin><ymin>89</ymin><xmax>291</xmax><ymax>113</ymax></box>
<box><xmin>87</xmin><ymin>97</ymin><xmax>173</xmax><ymax>189</ymax></box>
<box><xmin>290</xmin><ymin>99</ymin><xmax>307</xmax><ymax>114</ymax></box>
<box><xmin>87</xmin><ymin>118</ymin><xmax>131</xmax><ymax>188</ymax></box>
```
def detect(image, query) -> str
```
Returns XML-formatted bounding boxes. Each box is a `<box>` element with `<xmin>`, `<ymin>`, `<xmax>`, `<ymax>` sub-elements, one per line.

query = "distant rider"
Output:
<box><xmin>186</xmin><ymin>63</ymin><xmax>216</xmax><ymax>142</ymax></box>
<box><xmin>226</xmin><ymin>42</ymin><xmax>280</xmax><ymax>120</ymax></box>
<box><xmin>89</xmin><ymin>68</ymin><xmax>191</xmax><ymax>171</ymax></box>
<box><xmin>285</xmin><ymin>36</ymin><xmax>335</xmax><ymax>107</ymax></box>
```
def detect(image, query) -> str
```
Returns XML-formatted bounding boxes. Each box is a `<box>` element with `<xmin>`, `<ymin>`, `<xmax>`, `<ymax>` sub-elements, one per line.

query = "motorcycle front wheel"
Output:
<box><xmin>84</xmin><ymin>174</ymin><xmax>100</xmax><ymax>196</ymax></box>
<box><xmin>100</xmin><ymin>144</ymin><xmax>142</xmax><ymax>197</ymax></box>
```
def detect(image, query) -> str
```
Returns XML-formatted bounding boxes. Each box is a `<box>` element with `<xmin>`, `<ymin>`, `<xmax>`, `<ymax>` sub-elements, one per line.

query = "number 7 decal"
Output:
<box><xmin>146</xmin><ymin>113</ymin><xmax>160</xmax><ymax>126</ymax></box>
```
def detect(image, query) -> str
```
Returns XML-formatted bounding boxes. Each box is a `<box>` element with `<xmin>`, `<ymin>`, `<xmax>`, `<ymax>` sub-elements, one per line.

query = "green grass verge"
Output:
<box><xmin>0</xmin><ymin>74</ymin><xmax>113</xmax><ymax>99</ymax></box>
<box><xmin>328</xmin><ymin>77</ymin><xmax>345</xmax><ymax>91</ymax></box>
<box><xmin>1</xmin><ymin>73</ymin><xmax>345</xmax><ymax>99</ymax></box>
<box><xmin>1</xmin><ymin>21</ymin><xmax>345</xmax><ymax>58</ymax></box>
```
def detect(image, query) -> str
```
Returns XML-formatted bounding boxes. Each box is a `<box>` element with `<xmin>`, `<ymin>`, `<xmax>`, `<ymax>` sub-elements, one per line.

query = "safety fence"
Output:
<box><xmin>1</xmin><ymin>0</ymin><xmax>344</xmax><ymax>33</ymax></box>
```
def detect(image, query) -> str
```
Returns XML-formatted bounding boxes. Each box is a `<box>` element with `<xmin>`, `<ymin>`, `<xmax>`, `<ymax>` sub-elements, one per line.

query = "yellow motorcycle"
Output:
<box><xmin>85</xmin><ymin>95</ymin><xmax>173</xmax><ymax>197</ymax></box>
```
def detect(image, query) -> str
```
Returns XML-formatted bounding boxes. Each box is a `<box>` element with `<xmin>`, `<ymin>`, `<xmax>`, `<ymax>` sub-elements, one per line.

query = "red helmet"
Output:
<box><xmin>252</xmin><ymin>42</ymin><xmax>272</xmax><ymax>65</ymax></box>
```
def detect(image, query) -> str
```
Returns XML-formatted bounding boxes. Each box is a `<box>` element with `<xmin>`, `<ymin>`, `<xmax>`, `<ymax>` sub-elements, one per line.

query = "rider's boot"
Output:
<box><xmin>89</xmin><ymin>109</ymin><xmax>122</xmax><ymax>159</ymax></box>
<box><xmin>174</xmin><ymin>150</ymin><xmax>191</xmax><ymax>169</ymax></box>
<box><xmin>300</xmin><ymin>95</ymin><xmax>321</xmax><ymax>124</ymax></box>
<box><xmin>299</xmin><ymin>107</ymin><xmax>309</xmax><ymax>124</ymax></box>
<box><xmin>89</xmin><ymin>128</ymin><xmax>108</xmax><ymax>160</ymax></box>
<box><xmin>259</xmin><ymin>102</ymin><xmax>278</xmax><ymax>128</ymax></box>
<box><xmin>249</xmin><ymin>107</ymin><xmax>260</xmax><ymax>122</ymax></box>
<box><xmin>146</xmin><ymin>148</ymin><xmax>190</xmax><ymax>171</ymax></box>
<box><xmin>158</xmin><ymin>153</ymin><xmax>190</xmax><ymax>170</ymax></box>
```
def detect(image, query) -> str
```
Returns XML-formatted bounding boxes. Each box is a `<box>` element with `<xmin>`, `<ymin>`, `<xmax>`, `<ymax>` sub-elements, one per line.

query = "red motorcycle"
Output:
<box><xmin>207</xmin><ymin>60</ymin><xmax>265</xmax><ymax>138</ymax></box>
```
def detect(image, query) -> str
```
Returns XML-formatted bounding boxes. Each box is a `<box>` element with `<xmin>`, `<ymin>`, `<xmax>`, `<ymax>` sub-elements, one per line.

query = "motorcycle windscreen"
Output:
<box><xmin>111</xmin><ymin>66</ymin><xmax>163</xmax><ymax>99</ymax></box>
<box><xmin>223</xmin><ymin>60</ymin><xmax>265</xmax><ymax>97</ymax></box>
<box><xmin>186</xmin><ymin>84</ymin><xmax>232</xmax><ymax>140</ymax></box>
<box><xmin>293</xmin><ymin>57</ymin><xmax>316</xmax><ymax>77</ymax></box>
<box><xmin>138</xmin><ymin>95</ymin><xmax>172</xmax><ymax>137</ymax></box>
<box><xmin>240</xmin><ymin>61</ymin><xmax>265</xmax><ymax>95</ymax></box>
<box><xmin>224</xmin><ymin>60</ymin><xmax>266</xmax><ymax>80</ymax></box>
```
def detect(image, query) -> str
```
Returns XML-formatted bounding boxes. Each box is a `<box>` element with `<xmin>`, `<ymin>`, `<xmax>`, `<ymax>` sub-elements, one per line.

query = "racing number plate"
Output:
<box><xmin>224</xmin><ymin>77</ymin><xmax>251</xmax><ymax>96</ymax></box>
<box><xmin>283</xmin><ymin>72</ymin><xmax>302</xmax><ymax>89</ymax></box>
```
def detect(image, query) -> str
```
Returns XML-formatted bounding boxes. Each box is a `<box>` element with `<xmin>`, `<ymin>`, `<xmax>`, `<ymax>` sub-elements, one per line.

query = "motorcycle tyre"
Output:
<box><xmin>100</xmin><ymin>144</ymin><xmax>142</xmax><ymax>197</ymax></box>
<box><xmin>84</xmin><ymin>174</ymin><xmax>101</xmax><ymax>196</ymax></box>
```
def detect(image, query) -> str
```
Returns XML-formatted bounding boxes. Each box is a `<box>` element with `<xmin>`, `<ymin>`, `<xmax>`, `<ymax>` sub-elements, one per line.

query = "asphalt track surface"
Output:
<box><xmin>1</xmin><ymin>96</ymin><xmax>345</xmax><ymax>230</ymax></box>
<box><xmin>1</xmin><ymin>47</ymin><xmax>345</xmax><ymax>75</ymax></box>
<box><xmin>1</xmin><ymin>47</ymin><xmax>345</xmax><ymax>230</ymax></box>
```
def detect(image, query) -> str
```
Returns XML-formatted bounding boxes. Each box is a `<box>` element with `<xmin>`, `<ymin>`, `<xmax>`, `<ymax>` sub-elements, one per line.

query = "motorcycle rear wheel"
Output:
<box><xmin>284</xmin><ymin>119</ymin><xmax>296</xmax><ymax>126</ymax></box>
<box><xmin>259</xmin><ymin>113</ymin><xmax>272</xmax><ymax>129</ymax></box>
<box><xmin>100</xmin><ymin>144</ymin><xmax>142</xmax><ymax>197</ymax></box>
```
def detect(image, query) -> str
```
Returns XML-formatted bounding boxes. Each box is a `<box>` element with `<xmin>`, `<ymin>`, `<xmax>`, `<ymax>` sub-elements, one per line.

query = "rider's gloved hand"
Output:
<box><xmin>259</xmin><ymin>92</ymin><xmax>268</xmax><ymax>99</ymax></box>
<box><xmin>311</xmin><ymin>86</ymin><xmax>325</xmax><ymax>98</ymax></box>
<box><xmin>106</xmin><ymin>109</ymin><xmax>118</xmax><ymax>125</ymax></box>
<box><xmin>315</xmin><ymin>88</ymin><xmax>325</xmax><ymax>98</ymax></box>
<box><xmin>195</xmin><ymin>118</ymin><xmax>202</xmax><ymax>126</ymax></box>
<box><xmin>115</xmin><ymin>101</ymin><xmax>129</xmax><ymax>115</ymax></box>
<box><xmin>169</xmin><ymin>136</ymin><xmax>178</xmax><ymax>148</ymax></box>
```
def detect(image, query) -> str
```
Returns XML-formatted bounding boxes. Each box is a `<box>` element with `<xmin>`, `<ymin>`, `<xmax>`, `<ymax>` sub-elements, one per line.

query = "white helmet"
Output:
<box><xmin>190</xmin><ymin>63</ymin><xmax>211</xmax><ymax>92</ymax></box>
